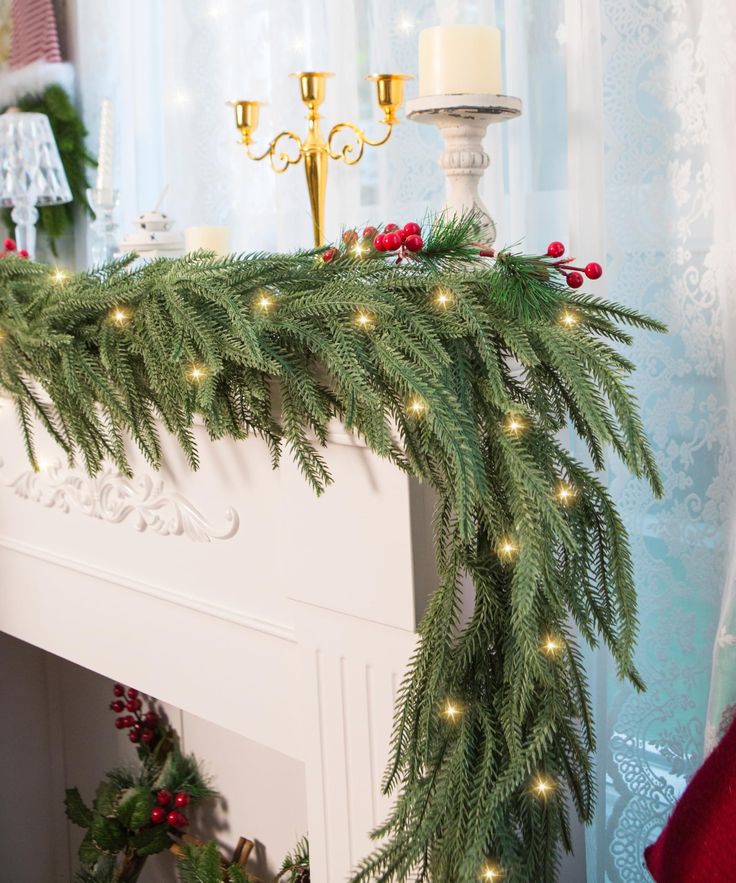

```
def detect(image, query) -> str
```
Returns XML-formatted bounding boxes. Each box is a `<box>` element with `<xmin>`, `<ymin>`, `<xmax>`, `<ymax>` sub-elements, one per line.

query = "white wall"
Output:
<box><xmin>0</xmin><ymin>631</ymin><xmax>308</xmax><ymax>881</ymax></box>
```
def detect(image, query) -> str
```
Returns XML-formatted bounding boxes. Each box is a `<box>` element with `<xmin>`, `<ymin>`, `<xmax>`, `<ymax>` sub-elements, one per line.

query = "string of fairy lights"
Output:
<box><xmin>43</xmin><ymin>261</ymin><xmax>583</xmax><ymax>882</ymax></box>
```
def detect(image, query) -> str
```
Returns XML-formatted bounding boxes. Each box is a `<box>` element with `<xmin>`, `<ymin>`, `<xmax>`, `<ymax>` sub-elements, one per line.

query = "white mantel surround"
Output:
<box><xmin>0</xmin><ymin>396</ymin><xmax>439</xmax><ymax>881</ymax></box>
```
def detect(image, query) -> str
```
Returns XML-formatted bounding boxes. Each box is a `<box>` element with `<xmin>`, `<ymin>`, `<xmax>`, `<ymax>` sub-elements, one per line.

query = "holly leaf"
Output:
<box><xmin>117</xmin><ymin>786</ymin><xmax>156</xmax><ymax>830</ymax></box>
<box><xmin>94</xmin><ymin>780</ymin><xmax>122</xmax><ymax>817</ymax></box>
<box><xmin>131</xmin><ymin>824</ymin><xmax>171</xmax><ymax>856</ymax></box>
<box><xmin>90</xmin><ymin>813</ymin><xmax>128</xmax><ymax>853</ymax></box>
<box><xmin>65</xmin><ymin>787</ymin><xmax>92</xmax><ymax>828</ymax></box>
<box><xmin>78</xmin><ymin>830</ymin><xmax>101</xmax><ymax>866</ymax></box>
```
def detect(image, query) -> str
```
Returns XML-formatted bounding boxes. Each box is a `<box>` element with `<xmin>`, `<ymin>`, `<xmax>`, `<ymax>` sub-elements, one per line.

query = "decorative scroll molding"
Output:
<box><xmin>8</xmin><ymin>462</ymin><xmax>239</xmax><ymax>543</ymax></box>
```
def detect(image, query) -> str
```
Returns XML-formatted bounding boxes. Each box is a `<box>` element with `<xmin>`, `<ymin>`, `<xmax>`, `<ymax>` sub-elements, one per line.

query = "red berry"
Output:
<box><xmin>18</xmin><ymin>249</ymin><xmax>29</xmax><ymax>258</ymax></box>
<box><xmin>113</xmin><ymin>684</ymin><xmax>125</xmax><ymax>697</ymax></box>
<box><xmin>373</xmin><ymin>234</ymin><xmax>386</xmax><ymax>251</ymax></box>
<box><xmin>115</xmin><ymin>717</ymin><xmax>127</xmax><ymax>730</ymax></box>
<box><xmin>128</xmin><ymin>730</ymin><xmax>140</xmax><ymax>743</ymax></box>
<box><xmin>141</xmin><ymin>728</ymin><xmax>156</xmax><ymax>744</ymax></box>
<box><xmin>156</xmin><ymin>790</ymin><xmax>173</xmax><ymax>807</ymax></box>
<box><xmin>126</xmin><ymin>698</ymin><xmax>142</xmax><ymax>712</ymax></box>
<box><xmin>166</xmin><ymin>811</ymin><xmax>179</xmax><ymax>827</ymax></box>
<box><xmin>150</xmin><ymin>806</ymin><xmax>166</xmax><ymax>825</ymax></box>
<box><xmin>403</xmin><ymin>222</ymin><xmax>421</xmax><ymax>236</ymax></box>
<box><xmin>176</xmin><ymin>813</ymin><xmax>189</xmax><ymax>827</ymax></box>
<box><xmin>3</xmin><ymin>238</ymin><xmax>15</xmax><ymax>251</ymax></box>
<box><xmin>384</xmin><ymin>223</ymin><xmax>399</xmax><ymax>233</ymax></box>
<box><xmin>110</xmin><ymin>700</ymin><xmax>125</xmax><ymax>713</ymax></box>
<box><xmin>547</xmin><ymin>241</ymin><xmax>565</xmax><ymax>258</ymax></box>
<box><xmin>131</xmin><ymin>722</ymin><xmax>142</xmax><ymax>734</ymax></box>
<box><xmin>363</xmin><ymin>226</ymin><xmax>378</xmax><ymax>239</ymax></box>
<box><xmin>322</xmin><ymin>248</ymin><xmax>337</xmax><ymax>263</ymax></box>
<box><xmin>585</xmin><ymin>261</ymin><xmax>603</xmax><ymax>280</ymax></box>
<box><xmin>342</xmin><ymin>229</ymin><xmax>358</xmax><ymax>245</ymax></box>
<box><xmin>174</xmin><ymin>792</ymin><xmax>190</xmax><ymax>808</ymax></box>
<box><xmin>404</xmin><ymin>234</ymin><xmax>423</xmax><ymax>253</ymax></box>
<box><xmin>144</xmin><ymin>711</ymin><xmax>158</xmax><ymax>725</ymax></box>
<box><xmin>383</xmin><ymin>232</ymin><xmax>401</xmax><ymax>251</ymax></box>
<box><xmin>122</xmin><ymin>715</ymin><xmax>135</xmax><ymax>727</ymax></box>
<box><xmin>126</xmin><ymin>688</ymin><xmax>139</xmax><ymax>700</ymax></box>
<box><xmin>397</xmin><ymin>229</ymin><xmax>407</xmax><ymax>243</ymax></box>
<box><xmin>566</xmin><ymin>271</ymin><xmax>584</xmax><ymax>289</ymax></box>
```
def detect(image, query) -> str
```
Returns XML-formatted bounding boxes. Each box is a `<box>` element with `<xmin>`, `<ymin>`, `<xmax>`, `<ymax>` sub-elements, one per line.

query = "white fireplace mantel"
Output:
<box><xmin>0</xmin><ymin>398</ymin><xmax>439</xmax><ymax>881</ymax></box>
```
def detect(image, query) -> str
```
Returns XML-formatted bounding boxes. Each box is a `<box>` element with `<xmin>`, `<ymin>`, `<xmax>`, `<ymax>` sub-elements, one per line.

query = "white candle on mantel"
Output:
<box><xmin>418</xmin><ymin>25</ymin><xmax>502</xmax><ymax>97</ymax></box>
<box><xmin>185</xmin><ymin>226</ymin><xmax>231</xmax><ymax>256</ymax></box>
<box><xmin>95</xmin><ymin>99</ymin><xmax>114</xmax><ymax>194</ymax></box>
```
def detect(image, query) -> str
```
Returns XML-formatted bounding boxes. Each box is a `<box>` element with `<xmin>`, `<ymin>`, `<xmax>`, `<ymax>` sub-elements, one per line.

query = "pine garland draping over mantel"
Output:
<box><xmin>0</xmin><ymin>216</ymin><xmax>664</xmax><ymax>882</ymax></box>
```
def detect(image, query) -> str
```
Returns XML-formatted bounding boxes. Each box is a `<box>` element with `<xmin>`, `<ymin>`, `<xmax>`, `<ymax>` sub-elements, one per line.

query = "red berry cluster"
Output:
<box><xmin>322</xmin><ymin>222</ymin><xmax>424</xmax><ymax>265</ymax></box>
<box><xmin>373</xmin><ymin>222</ymin><xmax>423</xmax><ymax>255</ymax></box>
<box><xmin>109</xmin><ymin>683</ymin><xmax>159</xmax><ymax>746</ymax></box>
<box><xmin>546</xmin><ymin>241</ymin><xmax>603</xmax><ymax>289</ymax></box>
<box><xmin>2</xmin><ymin>238</ymin><xmax>29</xmax><ymax>259</ymax></box>
<box><xmin>149</xmin><ymin>789</ymin><xmax>190</xmax><ymax>829</ymax></box>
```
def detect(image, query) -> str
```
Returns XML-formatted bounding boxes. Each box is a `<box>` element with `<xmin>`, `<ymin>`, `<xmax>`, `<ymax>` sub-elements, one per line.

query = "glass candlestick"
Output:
<box><xmin>87</xmin><ymin>187</ymin><xmax>119</xmax><ymax>265</ymax></box>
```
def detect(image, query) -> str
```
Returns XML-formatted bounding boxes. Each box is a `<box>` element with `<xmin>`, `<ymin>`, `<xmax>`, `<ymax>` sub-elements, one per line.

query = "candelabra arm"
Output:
<box><xmin>327</xmin><ymin>120</ymin><xmax>393</xmax><ymax>166</ymax></box>
<box><xmin>244</xmin><ymin>129</ymin><xmax>304</xmax><ymax>173</ymax></box>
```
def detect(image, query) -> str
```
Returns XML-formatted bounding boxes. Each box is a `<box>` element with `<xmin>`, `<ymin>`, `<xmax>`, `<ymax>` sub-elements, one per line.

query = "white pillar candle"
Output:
<box><xmin>95</xmin><ymin>99</ymin><xmax>114</xmax><ymax>194</ymax></box>
<box><xmin>185</xmin><ymin>226</ymin><xmax>231</xmax><ymax>256</ymax></box>
<box><xmin>418</xmin><ymin>25</ymin><xmax>502</xmax><ymax>97</ymax></box>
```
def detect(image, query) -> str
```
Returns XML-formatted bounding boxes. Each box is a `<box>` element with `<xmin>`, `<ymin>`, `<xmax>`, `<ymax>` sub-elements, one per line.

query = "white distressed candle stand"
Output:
<box><xmin>407</xmin><ymin>93</ymin><xmax>522</xmax><ymax>244</ymax></box>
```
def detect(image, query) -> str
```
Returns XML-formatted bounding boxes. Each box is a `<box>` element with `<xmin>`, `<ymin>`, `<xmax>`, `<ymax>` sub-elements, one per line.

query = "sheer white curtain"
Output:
<box><xmin>65</xmin><ymin>1</ymin><xmax>736</xmax><ymax>880</ymax></box>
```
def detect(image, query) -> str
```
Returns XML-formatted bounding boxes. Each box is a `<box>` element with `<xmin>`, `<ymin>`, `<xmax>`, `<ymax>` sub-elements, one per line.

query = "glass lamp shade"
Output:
<box><xmin>0</xmin><ymin>110</ymin><xmax>72</xmax><ymax>257</ymax></box>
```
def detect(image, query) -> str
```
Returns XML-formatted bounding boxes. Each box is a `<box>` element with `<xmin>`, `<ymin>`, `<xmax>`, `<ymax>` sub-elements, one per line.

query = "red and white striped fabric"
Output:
<box><xmin>8</xmin><ymin>0</ymin><xmax>61</xmax><ymax>70</ymax></box>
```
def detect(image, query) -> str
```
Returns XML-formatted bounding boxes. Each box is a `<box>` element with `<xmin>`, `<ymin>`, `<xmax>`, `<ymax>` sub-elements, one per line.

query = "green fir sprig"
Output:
<box><xmin>0</xmin><ymin>213</ymin><xmax>664</xmax><ymax>881</ymax></box>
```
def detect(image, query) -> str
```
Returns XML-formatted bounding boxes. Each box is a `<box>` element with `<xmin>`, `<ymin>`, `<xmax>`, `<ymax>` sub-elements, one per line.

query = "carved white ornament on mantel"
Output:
<box><xmin>7</xmin><ymin>461</ymin><xmax>239</xmax><ymax>542</ymax></box>
<box><xmin>406</xmin><ymin>93</ymin><xmax>522</xmax><ymax>245</ymax></box>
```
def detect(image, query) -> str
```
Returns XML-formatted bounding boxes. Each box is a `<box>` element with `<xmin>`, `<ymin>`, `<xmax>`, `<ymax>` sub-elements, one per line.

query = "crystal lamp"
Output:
<box><xmin>0</xmin><ymin>109</ymin><xmax>72</xmax><ymax>258</ymax></box>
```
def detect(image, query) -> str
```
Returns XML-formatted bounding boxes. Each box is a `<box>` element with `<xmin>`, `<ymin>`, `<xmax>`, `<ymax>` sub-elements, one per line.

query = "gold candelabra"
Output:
<box><xmin>230</xmin><ymin>71</ymin><xmax>411</xmax><ymax>246</ymax></box>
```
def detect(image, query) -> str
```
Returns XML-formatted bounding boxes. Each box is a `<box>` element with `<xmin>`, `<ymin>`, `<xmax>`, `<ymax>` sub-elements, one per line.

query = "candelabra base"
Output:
<box><xmin>87</xmin><ymin>187</ymin><xmax>119</xmax><ymax>266</ymax></box>
<box><xmin>406</xmin><ymin>93</ymin><xmax>522</xmax><ymax>245</ymax></box>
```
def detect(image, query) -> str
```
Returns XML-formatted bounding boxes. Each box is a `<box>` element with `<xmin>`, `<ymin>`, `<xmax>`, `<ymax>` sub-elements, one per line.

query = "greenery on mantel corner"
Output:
<box><xmin>0</xmin><ymin>213</ymin><xmax>665</xmax><ymax>882</ymax></box>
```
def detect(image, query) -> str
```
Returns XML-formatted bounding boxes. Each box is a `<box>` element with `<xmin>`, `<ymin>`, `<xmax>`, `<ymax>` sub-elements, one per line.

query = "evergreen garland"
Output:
<box><xmin>0</xmin><ymin>214</ymin><xmax>664</xmax><ymax>881</ymax></box>
<box><xmin>1</xmin><ymin>84</ymin><xmax>95</xmax><ymax>250</ymax></box>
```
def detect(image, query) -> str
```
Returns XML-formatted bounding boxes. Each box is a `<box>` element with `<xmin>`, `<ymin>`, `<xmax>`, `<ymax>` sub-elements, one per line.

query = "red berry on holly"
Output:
<box><xmin>4</xmin><ymin>238</ymin><xmax>15</xmax><ymax>251</ymax></box>
<box><xmin>373</xmin><ymin>234</ymin><xmax>386</xmax><ymax>251</ymax></box>
<box><xmin>126</xmin><ymin>688</ymin><xmax>139</xmax><ymax>699</ymax></box>
<box><xmin>585</xmin><ymin>261</ymin><xmax>603</xmax><ymax>280</ymax></box>
<box><xmin>128</xmin><ymin>730</ymin><xmax>140</xmax><ymax>743</ymax></box>
<box><xmin>383</xmin><ymin>232</ymin><xmax>401</xmax><ymax>251</ymax></box>
<box><xmin>110</xmin><ymin>700</ymin><xmax>125</xmax><ymax>713</ymax></box>
<box><xmin>403</xmin><ymin>222</ymin><xmax>421</xmax><ymax>236</ymax></box>
<box><xmin>174</xmin><ymin>792</ymin><xmax>191</xmax><ymax>808</ymax></box>
<box><xmin>363</xmin><ymin>226</ymin><xmax>378</xmax><ymax>239</ymax></box>
<box><xmin>342</xmin><ymin>229</ymin><xmax>358</xmax><ymax>245</ymax></box>
<box><xmin>547</xmin><ymin>241</ymin><xmax>565</xmax><ymax>258</ymax></box>
<box><xmin>113</xmin><ymin>684</ymin><xmax>125</xmax><ymax>697</ymax></box>
<box><xmin>166</xmin><ymin>811</ymin><xmax>179</xmax><ymax>827</ymax></box>
<box><xmin>384</xmin><ymin>223</ymin><xmax>399</xmax><ymax>233</ymax></box>
<box><xmin>144</xmin><ymin>711</ymin><xmax>158</xmax><ymax>725</ymax></box>
<box><xmin>404</xmin><ymin>234</ymin><xmax>423</xmax><ymax>253</ymax></box>
<box><xmin>150</xmin><ymin>806</ymin><xmax>166</xmax><ymax>825</ymax></box>
<box><xmin>126</xmin><ymin>698</ymin><xmax>142</xmax><ymax>712</ymax></box>
<box><xmin>18</xmin><ymin>249</ymin><xmax>29</xmax><ymax>258</ymax></box>
<box><xmin>566</xmin><ymin>271</ymin><xmax>584</xmax><ymax>289</ymax></box>
<box><xmin>122</xmin><ymin>715</ymin><xmax>135</xmax><ymax>727</ymax></box>
<box><xmin>397</xmin><ymin>229</ymin><xmax>407</xmax><ymax>243</ymax></box>
<box><xmin>141</xmin><ymin>728</ymin><xmax>156</xmax><ymax>744</ymax></box>
<box><xmin>115</xmin><ymin>717</ymin><xmax>127</xmax><ymax>730</ymax></box>
<box><xmin>156</xmin><ymin>790</ymin><xmax>173</xmax><ymax>807</ymax></box>
<box><xmin>322</xmin><ymin>248</ymin><xmax>337</xmax><ymax>263</ymax></box>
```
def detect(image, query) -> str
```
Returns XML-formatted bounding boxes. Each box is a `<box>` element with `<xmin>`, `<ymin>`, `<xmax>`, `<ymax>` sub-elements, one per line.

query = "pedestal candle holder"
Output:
<box><xmin>406</xmin><ymin>93</ymin><xmax>522</xmax><ymax>245</ymax></box>
<box><xmin>87</xmin><ymin>187</ymin><xmax>119</xmax><ymax>266</ymax></box>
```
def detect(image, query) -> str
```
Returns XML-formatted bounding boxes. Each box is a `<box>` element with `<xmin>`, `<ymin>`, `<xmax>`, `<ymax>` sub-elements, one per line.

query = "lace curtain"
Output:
<box><xmin>66</xmin><ymin>0</ymin><xmax>736</xmax><ymax>880</ymax></box>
